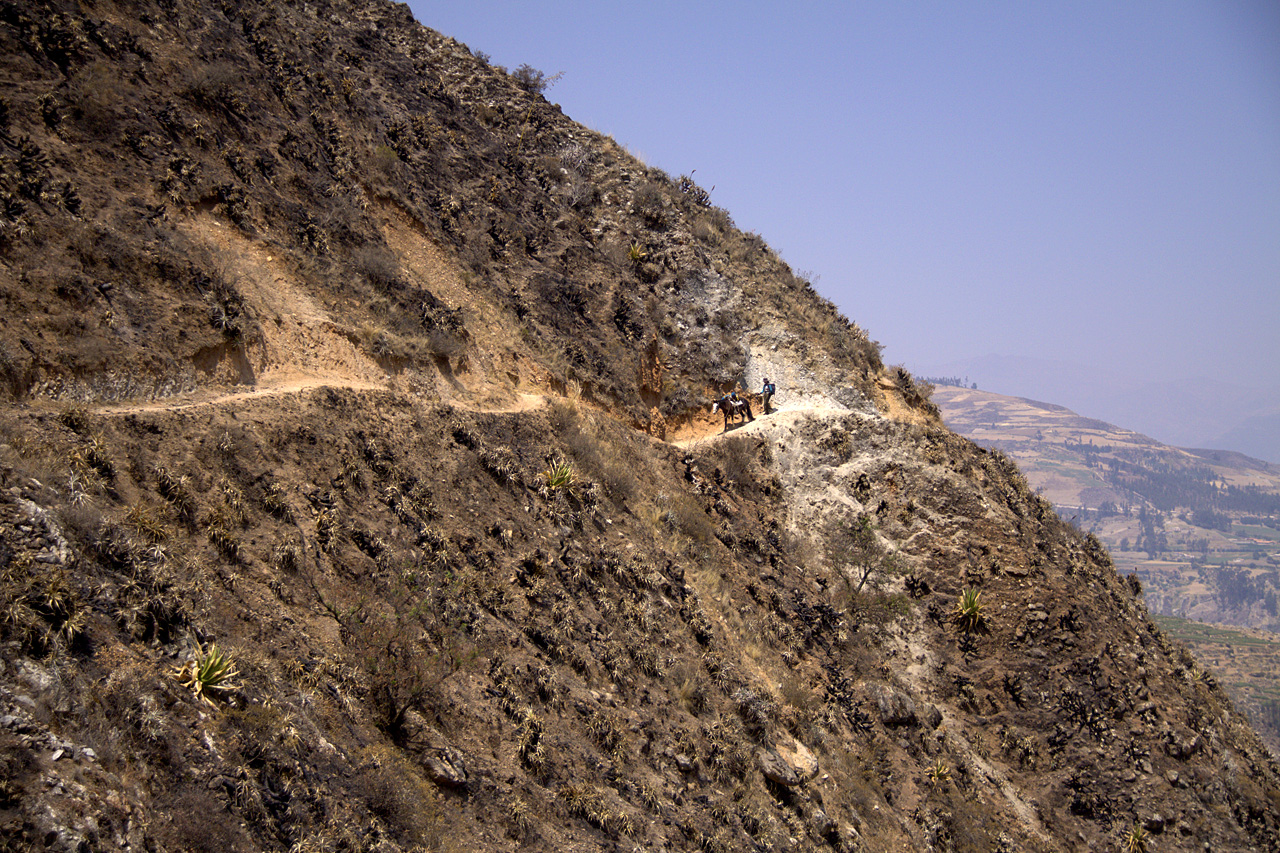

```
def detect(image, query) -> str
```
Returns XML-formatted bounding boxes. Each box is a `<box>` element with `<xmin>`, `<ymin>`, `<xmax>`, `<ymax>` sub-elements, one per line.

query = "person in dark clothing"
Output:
<box><xmin>761</xmin><ymin>377</ymin><xmax>776</xmax><ymax>414</ymax></box>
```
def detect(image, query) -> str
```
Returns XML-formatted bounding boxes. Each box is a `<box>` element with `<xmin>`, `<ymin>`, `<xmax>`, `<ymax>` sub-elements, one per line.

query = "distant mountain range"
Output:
<box><xmin>929</xmin><ymin>384</ymin><xmax>1280</xmax><ymax>513</ymax></box>
<box><xmin>914</xmin><ymin>354</ymin><xmax>1280</xmax><ymax>463</ymax></box>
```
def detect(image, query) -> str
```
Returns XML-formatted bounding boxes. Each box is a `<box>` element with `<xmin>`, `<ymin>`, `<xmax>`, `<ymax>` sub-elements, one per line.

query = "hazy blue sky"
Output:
<box><xmin>405</xmin><ymin>1</ymin><xmax>1280</xmax><ymax>453</ymax></box>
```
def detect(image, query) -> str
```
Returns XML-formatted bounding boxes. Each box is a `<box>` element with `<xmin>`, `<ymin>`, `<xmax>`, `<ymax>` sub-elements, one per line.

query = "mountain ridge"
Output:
<box><xmin>916</xmin><ymin>354</ymin><xmax>1280</xmax><ymax>463</ymax></box>
<box><xmin>0</xmin><ymin>2</ymin><xmax>1277</xmax><ymax>851</ymax></box>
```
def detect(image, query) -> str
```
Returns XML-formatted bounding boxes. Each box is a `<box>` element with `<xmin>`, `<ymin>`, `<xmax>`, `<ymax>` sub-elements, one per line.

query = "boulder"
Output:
<box><xmin>758</xmin><ymin>736</ymin><xmax>818</xmax><ymax>786</ymax></box>
<box><xmin>422</xmin><ymin>745</ymin><xmax>469</xmax><ymax>790</ymax></box>
<box><xmin>868</xmin><ymin>683</ymin><xmax>918</xmax><ymax>727</ymax></box>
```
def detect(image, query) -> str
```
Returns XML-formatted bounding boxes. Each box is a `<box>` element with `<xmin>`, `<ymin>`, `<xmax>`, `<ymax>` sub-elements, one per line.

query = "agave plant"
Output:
<box><xmin>1124</xmin><ymin>823</ymin><xmax>1148</xmax><ymax>853</ymax></box>
<box><xmin>540</xmin><ymin>459</ymin><xmax>576</xmax><ymax>494</ymax></box>
<box><xmin>954</xmin><ymin>588</ymin><xmax>987</xmax><ymax>634</ymax></box>
<box><xmin>177</xmin><ymin>642</ymin><xmax>241</xmax><ymax>705</ymax></box>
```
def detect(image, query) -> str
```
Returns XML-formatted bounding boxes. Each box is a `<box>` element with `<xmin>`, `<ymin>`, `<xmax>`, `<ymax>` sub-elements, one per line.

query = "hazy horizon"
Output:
<box><xmin>916</xmin><ymin>352</ymin><xmax>1280</xmax><ymax>462</ymax></box>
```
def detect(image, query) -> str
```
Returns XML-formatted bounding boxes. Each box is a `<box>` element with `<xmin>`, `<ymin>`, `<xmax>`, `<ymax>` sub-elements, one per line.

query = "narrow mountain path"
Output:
<box><xmin>90</xmin><ymin>379</ymin><xmax>552</xmax><ymax>418</ymax></box>
<box><xmin>443</xmin><ymin>391</ymin><xmax>549</xmax><ymax>416</ymax></box>
<box><xmin>672</xmin><ymin>405</ymin><xmax>855</xmax><ymax>448</ymax></box>
<box><xmin>89</xmin><ymin>376</ymin><xmax>391</xmax><ymax>416</ymax></box>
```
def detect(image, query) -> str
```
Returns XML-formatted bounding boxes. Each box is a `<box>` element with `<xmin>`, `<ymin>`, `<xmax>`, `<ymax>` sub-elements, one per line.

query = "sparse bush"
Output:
<box><xmin>1</xmin><ymin>561</ymin><xmax>87</xmax><ymax>655</ymax></box>
<box><xmin>261</xmin><ymin>481</ymin><xmax>292</xmax><ymax>520</ymax></box>
<box><xmin>559</xmin><ymin>140</ymin><xmax>594</xmax><ymax>176</ymax></box>
<box><xmin>512</xmin><ymin>63</ymin><xmax>552</xmax><ymax>95</ymax></box>
<box><xmin>650</xmin><ymin>492</ymin><xmax>716</xmax><ymax>551</ymax></box>
<box><xmin>207</xmin><ymin>520</ymin><xmax>242</xmax><ymax>562</ymax></box>
<box><xmin>691</xmin><ymin>216</ymin><xmax>719</xmax><ymax>245</ymax></box>
<box><xmin>677</xmin><ymin>174</ymin><xmax>712</xmax><ymax>207</ymax></box>
<box><xmin>216</xmin><ymin>477</ymin><xmax>248</xmax><ymax>526</ymax></box>
<box><xmin>427</xmin><ymin>326</ymin><xmax>465</xmax><ymax>360</ymax></box>
<box><xmin>58</xmin><ymin>405</ymin><xmax>92</xmax><ymax>433</ymax></box>
<box><xmin>585</xmin><ymin>707</ymin><xmax>627</xmax><ymax>760</ymax></box>
<box><xmin>184</xmin><ymin>61</ymin><xmax>248</xmax><ymax>117</ymax></box>
<box><xmin>343</xmin><ymin>590</ymin><xmax>475</xmax><ymax>745</ymax></box>
<box><xmin>125</xmin><ymin>503</ymin><xmax>172</xmax><ymax>545</ymax></box>
<box><xmin>516</xmin><ymin>707</ymin><xmax>546</xmax><ymax>770</ymax></box>
<box><xmin>353</xmin><ymin>744</ymin><xmax>446</xmax><ymax>846</ymax></box>
<box><xmin>560</xmin><ymin>782</ymin><xmax>627</xmax><ymax>834</ymax></box>
<box><xmin>826</xmin><ymin>513</ymin><xmax>901</xmax><ymax>596</ymax></box>
<box><xmin>154</xmin><ymin>466</ymin><xmax>196</xmax><ymax>521</ymax></box>
<box><xmin>674</xmin><ymin>667</ymin><xmax>710</xmax><ymax>715</ymax></box>
<box><xmin>732</xmin><ymin>688</ymin><xmax>776</xmax><ymax>739</ymax></box>
<box><xmin>508</xmin><ymin>796</ymin><xmax>531</xmax><ymax>836</ymax></box>
<box><xmin>353</xmin><ymin>244</ymin><xmax>401</xmax><ymax>289</ymax></box>
<box><xmin>315</xmin><ymin>508</ymin><xmax>339</xmax><ymax>551</ymax></box>
<box><xmin>632</xmin><ymin>181</ymin><xmax>668</xmax><ymax>228</ymax></box>
<box><xmin>708</xmin><ymin>437</ymin><xmax>756</xmax><ymax>486</ymax></box>
<box><xmin>69</xmin><ymin>434</ymin><xmax>115</xmax><ymax>482</ymax></box>
<box><xmin>272</xmin><ymin>540</ymin><xmax>301</xmax><ymax>574</ymax></box>
<box><xmin>892</xmin><ymin>364</ymin><xmax>937</xmax><ymax>412</ymax></box>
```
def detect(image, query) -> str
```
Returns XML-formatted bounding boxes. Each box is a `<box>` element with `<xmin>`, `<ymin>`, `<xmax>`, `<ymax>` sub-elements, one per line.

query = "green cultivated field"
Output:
<box><xmin>1155</xmin><ymin>615</ymin><xmax>1280</xmax><ymax>753</ymax></box>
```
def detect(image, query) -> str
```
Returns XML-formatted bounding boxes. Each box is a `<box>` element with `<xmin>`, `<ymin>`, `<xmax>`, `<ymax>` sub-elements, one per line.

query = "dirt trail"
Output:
<box><xmin>673</xmin><ymin>405</ymin><xmax>854</xmax><ymax>448</ymax></box>
<box><xmin>90</xmin><ymin>376</ymin><xmax>389</xmax><ymax>416</ymax></box>
<box><xmin>91</xmin><ymin>374</ymin><xmax>553</xmax><ymax>418</ymax></box>
<box><xmin>90</xmin><ymin>214</ymin><xmax>863</xmax><ymax>434</ymax></box>
<box><xmin>445</xmin><ymin>391</ymin><xmax>549</xmax><ymax>416</ymax></box>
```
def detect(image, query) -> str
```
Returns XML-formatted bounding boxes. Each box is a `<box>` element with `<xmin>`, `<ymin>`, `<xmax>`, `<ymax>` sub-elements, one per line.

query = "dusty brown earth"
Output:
<box><xmin>1</xmin><ymin>2</ymin><xmax>1279</xmax><ymax>852</ymax></box>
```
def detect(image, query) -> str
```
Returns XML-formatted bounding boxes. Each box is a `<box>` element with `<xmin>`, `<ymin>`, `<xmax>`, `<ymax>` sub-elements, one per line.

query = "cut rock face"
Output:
<box><xmin>758</xmin><ymin>736</ymin><xmax>818</xmax><ymax>787</ymax></box>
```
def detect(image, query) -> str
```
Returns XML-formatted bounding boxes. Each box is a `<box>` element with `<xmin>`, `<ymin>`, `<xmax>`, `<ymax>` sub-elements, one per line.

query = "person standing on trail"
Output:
<box><xmin>761</xmin><ymin>377</ymin><xmax>775</xmax><ymax>414</ymax></box>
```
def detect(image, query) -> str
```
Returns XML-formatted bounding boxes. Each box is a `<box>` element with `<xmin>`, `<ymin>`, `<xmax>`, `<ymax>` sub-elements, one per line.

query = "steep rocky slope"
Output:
<box><xmin>1</xmin><ymin>2</ymin><xmax>1278</xmax><ymax>851</ymax></box>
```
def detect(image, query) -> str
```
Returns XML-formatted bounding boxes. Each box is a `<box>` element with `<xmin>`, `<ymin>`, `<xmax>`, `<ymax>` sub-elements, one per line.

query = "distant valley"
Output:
<box><xmin>932</xmin><ymin>383</ymin><xmax>1280</xmax><ymax>749</ymax></box>
<box><xmin>931</xmin><ymin>384</ymin><xmax>1280</xmax><ymax>628</ymax></box>
<box><xmin>916</xmin><ymin>354</ymin><xmax>1280</xmax><ymax>464</ymax></box>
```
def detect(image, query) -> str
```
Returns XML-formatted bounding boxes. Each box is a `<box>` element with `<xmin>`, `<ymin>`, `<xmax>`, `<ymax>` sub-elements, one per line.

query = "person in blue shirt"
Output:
<box><xmin>761</xmin><ymin>377</ymin><xmax>776</xmax><ymax>414</ymax></box>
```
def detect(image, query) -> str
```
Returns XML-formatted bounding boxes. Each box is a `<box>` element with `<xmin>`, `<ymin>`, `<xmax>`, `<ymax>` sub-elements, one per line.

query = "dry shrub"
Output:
<box><xmin>672</xmin><ymin>661</ymin><xmax>710</xmax><ymax>715</ymax></box>
<box><xmin>69</xmin><ymin>61</ymin><xmax>130</xmax><ymax>137</ymax></box>
<box><xmin>662</xmin><ymin>492</ymin><xmax>716</xmax><ymax>550</ymax></box>
<box><xmin>354</xmin><ymin>743</ymin><xmax>445</xmax><ymax>846</ymax></box>
<box><xmin>427</xmin><ymin>327</ymin><xmax>466</xmax><ymax>360</ymax></box>
<box><xmin>0</xmin><ymin>730</ymin><xmax>36</xmax><ymax>809</ymax></box>
<box><xmin>183</xmin><ymin>61</ymin><xmax>247</xmax><ymax>117</ymax></box>
<box><xmin>779</xmin><ymin>672</ymin><xmax>822</xmax><ymax>729</ymax></box>
<box><xmin>158</xmin><ymin>789</ymin><xmax>255</xmax><ymax>853</ymax></box>
<box><xmin>691</xmin><ymin>217</ymin><xmax>720</xmax><ymax>245</ymax></box>
<box><xmin>706</xmin><ymin>436</ymin><xmax>757</xmax><ymax>486</ymax></box>
<box><xmin>353</xmin><ymin>243</ymin><xmax>402</xmax><ymax>289</ymax></box>
<box><xmin>550</xmin><ymin>404</ymin><xmax>640</xmax><ymax>505</ymax></box>
<box><xmin>632</xmin><ymin>181</ymin><xmax>668</xmax><ymax>228</ymax></box>
<box><xmin>84</xmin><ymin>661</ymin><xmax>181</xmax><ymax>772</ymax></box>
<box><xmin>891</xmin><ymin>364</ymin><xmax>936</xmax><ymax>412</ymax></box>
